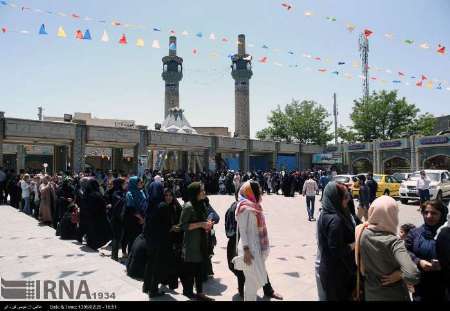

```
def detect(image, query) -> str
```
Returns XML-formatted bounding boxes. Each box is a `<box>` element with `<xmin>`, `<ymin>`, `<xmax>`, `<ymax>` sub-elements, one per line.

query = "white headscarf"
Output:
<box><xmin>154</xmin><ymin>175</ymin><xmax>162</xmax><ymax>183</ymax></box>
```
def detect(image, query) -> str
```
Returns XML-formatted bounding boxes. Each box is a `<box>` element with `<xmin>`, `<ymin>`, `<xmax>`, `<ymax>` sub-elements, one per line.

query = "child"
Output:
<box><xmin>399</xmin><ymin>223</ymin><xmax>416</xmax><ymax>240</ymax></box>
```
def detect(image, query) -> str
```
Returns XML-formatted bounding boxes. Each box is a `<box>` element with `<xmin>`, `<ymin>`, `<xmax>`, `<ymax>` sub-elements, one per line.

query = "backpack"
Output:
<box><xmin>225</xmin><ymin>202</ymin><xmax>238</xmax><ymax>239</ymax></box>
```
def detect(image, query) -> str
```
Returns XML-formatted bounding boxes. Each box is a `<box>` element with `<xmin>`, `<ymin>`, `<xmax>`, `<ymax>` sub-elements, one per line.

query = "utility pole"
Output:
<box><xmin>38</xmin><ymin>106</ymin><xmax>43</xmax><ymax>121</ymax></box>
<box><xmin>333</xmin><ymin>93</ymin><xmax>338</xmax><ymax>145</ymax></box>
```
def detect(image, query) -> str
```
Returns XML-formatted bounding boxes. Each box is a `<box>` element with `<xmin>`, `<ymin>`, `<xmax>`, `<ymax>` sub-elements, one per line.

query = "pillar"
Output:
<box><xmin>72</xmin><ymin>120</ymin><xmax>87</xmax><ymax>174</ymax></box>
<box><xmin>410</xmin><ymin>135</ymin><xmax>417</xmax><ymax>172</ymax></box>
<box><xmin>16</xmin><ymin>144</ymin><xmax>26</xmax><ymax>171</ymax></box>
<box><xmin>240</xmin><ymin>150</ymin><xmax>249</xmax><ymax>172</ymax></box>
<box><xmin>162</xmin><ymin>36</ymin><xmax>183</xmax><ymax>118</ymax></box>
<box><xmin>0</xmin><ymin>111</ymin><xmax>4</xmax><ymax>167</ymax></box>
<box><xmin>112</xmin><ymin>148</ymin><xmax>123</xmax><ymax>173</ymax></box>
<box><xmin>54</xmin><ymin>145</ymin><xmax>68</xmax><ymax>174</ymax></box>
<box><xmin>135</xmin><ymin>125</ymin><xmax>149</xmax><ymax>176</ymax></box>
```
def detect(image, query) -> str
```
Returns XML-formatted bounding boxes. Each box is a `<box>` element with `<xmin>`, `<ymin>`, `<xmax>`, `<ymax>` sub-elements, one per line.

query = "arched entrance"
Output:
<box><xmin>384</xmin><ymin>157</ymin><xmax>411</xmax><ymax>175</ymax></box>
<box><xmin>352</xmin><ymin>158</ymin><xmax>373</xmax><ymax>174</ymax></box>
<box><xmin>424</xmin><ymin>155</ymin><xmax>450</xmax><ymax>170</ymax></box>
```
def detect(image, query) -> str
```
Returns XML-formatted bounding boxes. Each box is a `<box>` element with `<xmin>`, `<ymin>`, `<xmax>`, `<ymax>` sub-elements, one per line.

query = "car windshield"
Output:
<box><xmin>334</xmin><ymin>176</ymin><xmax>350</xmax><ymax>183</ymax></box>
<box><xmin>408</xmin><ymin>172</ymin><xmax>441</xmax><ymax>182</ymax></box>
<box><xmin>373</xmin><ymin>175</ymin><xmax>382</xmax><ymax>182</ymax></box>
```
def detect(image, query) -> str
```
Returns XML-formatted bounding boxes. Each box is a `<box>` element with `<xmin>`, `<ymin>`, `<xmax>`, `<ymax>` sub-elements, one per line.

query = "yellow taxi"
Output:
<box><xmin>352</xmin><ymin>174</ymin><xmax>401</xmax><ymax>198</ymax></box>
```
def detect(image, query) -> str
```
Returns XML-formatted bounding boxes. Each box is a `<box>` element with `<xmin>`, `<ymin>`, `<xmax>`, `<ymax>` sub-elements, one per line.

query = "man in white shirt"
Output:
<box><xmin>20</xmin><ymin>174</ymin><xmax>31</xmax><ymax>215</ymax></box>
<box><xmin>303</xmin><ymin>173</ymin><xmax>318</xmax><ymax>221</ymax></box>
<box><xmin>417</xmin><ymin>170</ymin><xmax>431</xmax><ymax>206</ymax></box>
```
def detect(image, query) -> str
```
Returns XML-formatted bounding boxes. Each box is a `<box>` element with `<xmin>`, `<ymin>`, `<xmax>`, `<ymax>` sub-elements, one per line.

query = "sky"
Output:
<box><xmin>1</xmin><ymin>0</ymin><xmax>449</xmax><ymax>138</ymax></box>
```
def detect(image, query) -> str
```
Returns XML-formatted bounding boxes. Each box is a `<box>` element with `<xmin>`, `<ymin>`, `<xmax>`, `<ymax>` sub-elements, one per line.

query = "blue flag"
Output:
<box><xmin>83</xmin><ymin>29</ymin><xmax>92</xmax><ymax>40</ymax></box>
<box><xmin>262</xmin><ymin>45</ymin><xmax>269</xmax><ymax>49</ymax></box>
<box><xmin>196</xmin><ymin>32</ymin><xmax>203</xmax><ymax>38</ymax></box>
<box><xmin>39</xmin><ymin>24</ymin><xmax>47</xmax><ymax>35</ymax></box>
<box><xmin>153</xmin><ymin>28</ymin><xmax>161</xmax><ymax>32</ymax></box>
<box><xmin>338</xmin><ymin>62</ymin><xmax>345</xmax><ymax>65</ymax></box>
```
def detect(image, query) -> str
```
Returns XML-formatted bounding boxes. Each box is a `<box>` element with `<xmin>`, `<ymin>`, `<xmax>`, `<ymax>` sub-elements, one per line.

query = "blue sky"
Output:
<box><xmin>1</xmin><ymin>0</ymin><xmax>449</xmax><ymax>138</ymax></box>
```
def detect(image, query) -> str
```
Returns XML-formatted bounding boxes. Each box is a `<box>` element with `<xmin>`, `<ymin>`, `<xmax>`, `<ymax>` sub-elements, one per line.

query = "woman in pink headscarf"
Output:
<box><xmin>355</xmin><ymin>196</ymin><xmax>420</xmax><ymax>301</ymax></box>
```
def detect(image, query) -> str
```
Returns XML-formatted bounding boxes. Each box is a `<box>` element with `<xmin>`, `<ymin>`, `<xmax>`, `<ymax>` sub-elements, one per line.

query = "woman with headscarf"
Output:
<box><xmin>355</xmin><ymin>196</ymin><xmax>420</xmax><ymax>301</ymax></box>
<box><xmin>143</xmin><ymin>188</ymin><xmax>183</xmax><ymax>298</ymax></box>
<box><xmin>55</xmin><ymin>177</ymin><xmax>75</xmax><ymax>235</ymax></box>
<box><xmin>76</xmin><ymin>177</ymin><xmax>91</xmax><ymax>244</ymax></box>
<box><xmin>179</xmin><ymin>182</ymin><xmax>214</xmax><ymax>301</ymax></box>
<box><xmin>436</xmin><ymin>209</ymin><xmax>450</xmax><ymax>301</ymax></box>
<box><xmin>232</xmin><ymin>180</ymin><xmax>269</xmax><ymax>301</ymax></box>
<box><xmin>85</xmin><ymin>179</ymin><xmax>112</xmax><ymax>250</ymax></box>
<box><xmin>406</xmin><ymin>200</ymin><xmax>449</xmax><ymax>301</ymax></box>
<box><xmin>124</xmin><ymin>176</ymin><xmax>146</xmax><ymax>254</ymax></box>
<box><xmin>39</xmin><ymin>175</ymin><xmax>53</xmax><ymax>225</ymax></box>
<box><xmin>317</xmin><ymin>182</ymin><xmax>357</xmax><ymax>301</ymax></box>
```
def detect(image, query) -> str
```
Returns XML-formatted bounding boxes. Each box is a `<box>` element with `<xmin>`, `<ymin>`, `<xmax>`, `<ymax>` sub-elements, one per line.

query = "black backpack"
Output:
<box><xmin>225</xmin><ymin>201</ymin><xmax>238</xmax><ymax>239</ymax></box>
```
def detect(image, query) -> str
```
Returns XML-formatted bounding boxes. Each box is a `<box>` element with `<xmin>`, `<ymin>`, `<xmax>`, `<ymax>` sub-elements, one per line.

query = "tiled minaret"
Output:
<box><xmin>231</xmin><ymin>34</ymin><xmax>253</xmax><ymax>138</ymax></box>
<box><xmin>162</xmin><ymin>36</ymin><xmax>183</xmax><ymax>118</ymax></box>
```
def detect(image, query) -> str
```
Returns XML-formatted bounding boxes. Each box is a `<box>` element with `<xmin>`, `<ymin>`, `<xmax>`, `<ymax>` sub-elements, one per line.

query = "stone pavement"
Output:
<box><xmin>0</xmin><ymin>195</ymin><xmax>423</xmax><ymax>301</ymax></box>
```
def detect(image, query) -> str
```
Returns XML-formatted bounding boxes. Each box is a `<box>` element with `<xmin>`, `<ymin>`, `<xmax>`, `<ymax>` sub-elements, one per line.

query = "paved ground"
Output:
<box><xmin>0</xmin><ymin>194</ymin><xmax>423</xmax><ymax>301</ymax></box>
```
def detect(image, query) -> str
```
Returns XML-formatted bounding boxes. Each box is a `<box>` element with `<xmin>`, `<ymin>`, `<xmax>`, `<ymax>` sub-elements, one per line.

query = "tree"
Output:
<box><xmin>256</xmin><ymin>99</ymin><xmax>333</xmax><ymax>145</ymax></box>
<box><xmin>351</xmin><ymin>90</ymin><xmax>424</xmax><ymax>140</ymax></box>
<box><xmin>336</xmin><ymin>126</ymin><xmax>361</xmax><ymax>143</ymax></box>
<box><xmin>406</xmin><ymin>113</ymin><xmax>437</xmax><ymax>136</ymax></box>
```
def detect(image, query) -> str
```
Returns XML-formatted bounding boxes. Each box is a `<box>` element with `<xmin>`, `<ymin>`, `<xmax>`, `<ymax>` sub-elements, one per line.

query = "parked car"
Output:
<box><xmin>332</xmin><ymin>175</ymin><xmax>357</xmax><ymax>190</ymax></box>
<box><xmin>392</xmin><ymin>172</ymin><xmax>412</xmax><ymax>182</ymax></box>
<box><xmin>352</xmin><ymin>174</ymin><xmax>401</xmax><ymax>198</ymax></box>
<box><xmin>399</xmin><ymin>170</ymin><xmax>450</xmax><ymax>204</ymax></box>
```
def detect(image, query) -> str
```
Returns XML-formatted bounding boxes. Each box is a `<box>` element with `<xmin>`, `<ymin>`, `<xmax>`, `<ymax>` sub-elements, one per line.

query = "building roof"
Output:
<box><xmin>161</xmin><ymin>108</ymin><xmax>198</xmax><ymax>135</ymax></box>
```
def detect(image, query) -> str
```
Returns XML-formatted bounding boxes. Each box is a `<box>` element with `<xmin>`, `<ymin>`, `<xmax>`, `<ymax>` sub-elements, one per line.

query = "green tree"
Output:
<box><xmin>336</xmin><ymin>126</ymin><xmax>361</xmax><ymax>143</ymax></box>
<box><xmin>406</xmin><ymin>113</ymin><xmax>437</xmax><ymax>136</ymax></box>
<box><xmin>256</xmin><ymin>99</ymin><xmax>333</xmax><ymax>145</ymax></box>
<box><xmin>351</xmin><ymin>90</ymin><xmax>422</xmax><ymax>140</ymax></box>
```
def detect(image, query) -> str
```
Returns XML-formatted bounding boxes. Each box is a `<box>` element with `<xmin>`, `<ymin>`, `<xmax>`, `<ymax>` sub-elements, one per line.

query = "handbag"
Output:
<box><xmin>231</xmin><ymin>220</ymin><xmax>251</xmax><ymax>272</ymax></box>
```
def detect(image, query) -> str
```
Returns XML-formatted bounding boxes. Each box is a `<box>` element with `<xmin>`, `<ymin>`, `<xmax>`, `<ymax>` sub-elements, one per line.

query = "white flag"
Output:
<box><xmin>101</xmin><ymin>30</ymin><xmax>109</xmax><ymax>42</ymax></box>
<box><xmin>152</xmin><ymin>40</ymin><xmax>161</xmax><ymax>49</ymax></box>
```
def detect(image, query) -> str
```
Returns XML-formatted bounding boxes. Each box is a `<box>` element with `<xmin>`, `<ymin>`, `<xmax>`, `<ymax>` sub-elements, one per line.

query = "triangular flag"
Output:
<box><xmin>71</xmin><ymin>13</ymin><xmax>80</xmax><ymax>18</ymax></box>
<box><xmin>419</xmin><ymin>43</ymin><xmax>430</xmax><ymax>49</ymax></box>
<box><xmin>152</xmin><ymin>40</ymin><xmax>160</xmax><ymax>49</ymax></box>
<box><xmin>326</xmin><ymin>16</ymin><xmax>337</xmax><ymax>22</ymax></box>
<box><xmin>426</xmin><ymin>81</ymin><xmax>433</xmax><ymax>89</ymax></box>
<box><xmin>338</xmin><ymin>62</ymin><xmax>346</xmax><ymax>65</ymax></box>
<box><xmin>83</xmin><ymin>29</ymin><xmax>92</xmax><ymax>40</ymax></box>
<box><xmin>192</xmin><ymin>48</ymin><xmax>198</xmax><ymax>55</ymax></box>
<box><xmin>196</xmin><ymin>32</ymin><xmax>203</xmax><ymax>38</ymax></box>
<box><xmin>421</xmin><ymin>75</ymin><xmax>428</xmax><ymax>80</ymax></box>
<box><xmin>101</xmin><ymin>30</ymin><xmax>109</xmax><ymax>42</ymax></box>
<box><xmin>39</xmin><ymin>24</ymin><xmax>47</xmax><ymax>35</ymax></box>
<box><xmin>346</xmin><ymin>23</ymin><xmax>356</xmax><ymax>33</ymax></box>
<box><xmin>363</xmin><ymin>29</ymin><xmax>373</xmax><ymax>38</ymax></box>
<box><xmin>75</xmin><ymin>30</ymin><xmax>83</xmax><ymax>39</ymax></box>
<box><xmin>153</xmin><ymin>28</ymin><xmax>161</xmax><ymax>32</ymax></box>
<box><xmin>416</xmin><ymin>80</ymin><xmax>423</xmax><ymax>87</ymax></box>
<box><xmin>57</xmin><ymin>26</ymin><xmax>66</xmax><ymax>38</ymax></box>
<box><xmin>119</xmin><ymin>34</ymin><xmax>127</xmax><ymax>45</ymax></box>
<box><xmin>384</xmin><ymin>33</ymin><xmax>394</xmax><ymax>39</ymax></box>
<box><xmin>221</xmin><ymin>37</ymin><xmax>229</xmax><ymax>42</ymax></box>
<box><xmin>318</xmin><ymin>68</ymin><xmax>327</xmax><ymax>73</ymax></box>
<box><xmin>258</xmin><ymin>56</ymin><xmax>268</xmax><ymax>63</ymax></box>
<box><xmin>136</xmin><ymin>38</ymin><xmax>144</xmax><ymax>47</ymax></box>
<box><xmin>112</xmin><ymin>21</ymin><xmax>121</xmax><ymax>26</ymax></box>
<box><xmin>437</xmin><ymin>44</ymin><xmax>446</xmax><ymax>54</ymax></box>
<box><xmin>182</xmin><ymin>30</ymin><xmax>189</xmax><ymax>36</ymax></box>
<box><xmin>398</xmin><ymin>72</ymin><xmax>405</xmax><ymax>76</ymax></box>
<box><xmin>404</xmin><ymin>39</ymin><xmax>414</xmax><ymax>45</ymax></box>
<box><xmin>1</xmin><ymin>27</ymin><xmax>7</xmax><ymax>33</ymax></box>
<box><xmin>304</xmin><ymin>11</ymin><xmax>313</xmax><ymax>16</ymax></box>
<box><xmin>169</xmin><ymin>30</ymin><xmax>176</xmax><ymax>35</ymax></box>
<box><xmin>262</xmin><ymin>45</ymin><xmax>269</xmax><ymax>49</ymax></box>
<box><xmin>281</xmin><ymin>3</ymin><xmax>293</xmax><ymax>11</ymax></box>
<box><xmin>209</xmin><ymin>33</ymin><xmax>216</xmax><ymax>40</ymax></box>
<box><xmin>392</xmin><ymin>80</ymin><xmax>401</xmax><ymax>83</ymax></box>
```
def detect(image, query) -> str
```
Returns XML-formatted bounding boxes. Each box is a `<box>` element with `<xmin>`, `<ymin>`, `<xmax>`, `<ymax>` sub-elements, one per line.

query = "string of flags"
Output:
<box><xmin>1</xmin><ymin>21</ymin><xmax>449</xmax><ymax>92</ymax></box>
<box><xmin>278</xmin><ymin>2</ymin><xmax>447</xmax><ymax>57</ymax></box>
<box><xmin>1</xmin><ymin>0</ymin><xmax>447</xmax><ymax>84</ymax></box>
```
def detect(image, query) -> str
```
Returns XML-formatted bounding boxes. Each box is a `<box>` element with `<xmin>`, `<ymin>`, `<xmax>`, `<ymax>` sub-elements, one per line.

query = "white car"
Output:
<box><xmin>332</xmin><ymin>175</ymin><xmax>357</xmax><ymax>190</ymax></box>
<box><xmin>399</xmin><ymin>170</ymin><xmax>450</xmax><ymax>204</ymax></box>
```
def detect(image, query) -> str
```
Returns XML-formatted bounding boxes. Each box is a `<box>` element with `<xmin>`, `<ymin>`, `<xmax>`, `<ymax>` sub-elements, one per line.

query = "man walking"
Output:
<box><xmin>319</xmin><ymin>172</ymin><xmax>330</xmax><ymax>202</ymax></box>
<box><xmin>417</xmin><ymin>170</ymin><xmax>431</xmax><ymax>206</ymax></box>
<box><xmin>303</xmin><ymin>173</ymin><xmax>318</xmax><ymax>221</ymax></box>
<box><xmin>366</xmin><ymin>173</ymin><xmax>378</xmax><ymax>205</ymax></box>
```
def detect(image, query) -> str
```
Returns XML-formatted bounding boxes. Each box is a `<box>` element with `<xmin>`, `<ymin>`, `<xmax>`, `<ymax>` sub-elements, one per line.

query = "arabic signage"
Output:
<box><xmin>417</xmin><ymin>135</ymin><xmax>450</xmax><ymax>146</ymax></box>
<box><xmin>312</xmin><ymin>153</ymin><xmax>342</xmax><ymax>165</ymax></box>
<box><xmin>378</xmin><ymin>139</ymin><xmax>407</xmax><ymax>150</ymax></box>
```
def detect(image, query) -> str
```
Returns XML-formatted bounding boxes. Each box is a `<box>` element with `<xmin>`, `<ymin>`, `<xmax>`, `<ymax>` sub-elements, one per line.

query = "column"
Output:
<box><xmin>54</xmin><ymin>145</ymin><xmax>68</xmax><ymax>173</ymax></box>
<box><xmin>135</xmin><ymin>125</ymin><xmax>148</xmax><ymax>175</ymax></box>
<box><xmin>410</xmin><ymin>135</ymin><xmax>417</xmax><ymax>171</ymax></box>
<box><xmin>272</xmin><ymin>142</ymin><xmax>279</xmax><ymax>170</ymax></box>
<box><xmin>0</xmin><ymin>111</ymin><xmax>4</xmax><ymax>167</ymax></box>
<box><xmin>72</xmin><ymin>120</ymin><xmax>87</xmax><ymax>174</ymax></box>
<box><xmin>296</xmin><ymin>144</ymin><xmax>302</xmax><ymax>170</ymax></box>
<box><xmin>239</xmin><ymin>150</ymin><xmax>249</xmax><ymax>172</ymax></box>
<box><xmin>16</xmin><ymin>144</ymin><xmax>26</xmax><ymax>171</ymax></box>
<box><xmin>112</xmin><ymin>148</ymin><xmax>124</xmax><ymax>173</ymax></box>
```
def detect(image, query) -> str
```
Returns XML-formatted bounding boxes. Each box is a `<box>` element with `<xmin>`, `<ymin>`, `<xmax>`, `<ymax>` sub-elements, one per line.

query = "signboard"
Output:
<box><xmin>137</xmin><ymin>155</ymin><xmax>148</xmax><ymax>178</ymax></box>
<box><xmin>348</xmin><ymin>143</ymin><xmax>367</xmax><ymax>151</ymax></box>
<box><xmin>378</xmin><ymin>139</ymin><xmax>407</xmax><ymax>150</ymax></box>
<box><xmin>418</xmin><ymin>135</ymin><xmax>449</xmax><ymax>146</ymax></box>
<box><xmin>312</xmin><ymin>153</ymin><xmax>342</xmax><ymax>165</ymax></box>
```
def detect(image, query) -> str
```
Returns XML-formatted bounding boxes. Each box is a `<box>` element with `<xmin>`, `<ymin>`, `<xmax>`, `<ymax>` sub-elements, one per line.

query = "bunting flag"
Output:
<box><xmin>304</xmin><ymin>11</ymin><xmax>313</xmax><ymax>16</ymax></box>
<box><xmin>75</xmin><ymin>30</ymin><xmax>83</xmax><ymax>39</ymax></box>
<box><xmin>419</xmin><ymin>43</ymin><xmax>430</xmax><ymax>49</ymax></box>
<box><xmin>318</xmin><ymin>68</ymin><xmax>327</xmax><ymax>72</ymax></box>
<box><xmin>416</xmin><ymin>80</ymin><xmax>423</xmax><ymax>87</ymax></box>
<box><xmin>192</xmin><ymin>48</ymin><xmax>198</xmax><ymax>55</ymax></box>
<box><xmin>136</xmin><ymin>38</ymin><xmax>144</xmax><ymax>47</ymax></box>
<box><xmin>209</xmin><ymin>33</ymin><xmax>216</xmax><ymax>40</ymax></box>
<box><xmin>118</xmin><ymin>33</ymin><xmax>127</xmax><ymax>45</ymax></box>
<box><xmin>426</xmin><ymin>81</ymin><xmax>433</xmax><ymax>89</ymax></box>
<box><xmin>1</xmin><ymin>27</ymin><xmax>7</xmax><ymax>33</ymax></box>
<box><xmin>281</xmin><ymin>3</ymin><xmax>293</xmax><ymax>11</ymax></box>
<box><xmin>332</xmin><ymin>71</ymin><xmax>339</xmax><ymax>75</ymax></box>
<box><xmin>83</xmin><ymin>29</ymin><xmax>92</xmax><ymax>40</ymax></box>
<box><xmin>151</xmin><ymin>39</ymin><xmax>160</xmax><ymax>48</ymax></box>
<box><xmin>363</xmin><ymin>29</ymin><xmax>373</xmax><ymax>38</ymax></box>
<box><xmin>326</xmin><ymin>16</ymin><xmax>337</xmax><ymax>22</ymax></box>
<box><xmin>398</xmin><ymin>72</ymin><xmax>405</xmax><ymax>76</ymax></box>
<box><xmin>71</xmin><ymin>13</ymin><xmax>80</xmax><ymax>18</ymax></box>
<box><xmin>221</xmin><ymin>37</ymin><xmax>228</xmax><ymax>42</ymax></box>
<box><xmin>153</xmin><ymin>28</ymin><xmax>161</xmax><ymax>32</ymax></box>
<box><xmin>38</xmin><ymin>24</ymin><xmax>47</xmax><ymax>35</ymax></box>
<box><xmin>338</xmin><ymin>62</ymin><xmax>346</xmax><ymax>65</ymax></box>
<box><xmin>437</xmin><ymin>44</ymin><xmax>446</xmax><ymax>54</ymax></box>
<box><xmin>384</xmin><ymin>33</ymin><xmax>394</xmax><ymax>39</ymax></box>
<box><xmin>196</xmin><ymin>32</ymin><xmax>203</xmax><ymax>38</ymax></box>
<box><xmin>101</xmin><ymin>30</ymin><xmax>109</xmax><ymax>42</ymax></box>
<box><xmin>258</xmin><ymin>56</ymin><xmax>268</xmax><ymax>63</ymax></box>
<box><xmin>182</xmin><ymin>30</ymin><xmax>189</xmax><ymax>36</ymax></box>
<box><xmin>57</xmin><ymin>26</ymin><xmax>66</xmax><ymax>38</ymax></box>
<box><xmin>262</xmin><ymin>45</ymin><xmax>269</xmax><ymax>49</ymax></box>
<box><xmin>421</xmin><ymin>75</ymin><xmax>428</xmax><ymax>80</ymax></box>
<box><xmin>404</xmin><ymin>39</ymin><xmax>414</xmax><ymax>45</ymax></box>
<box><xmin>346</xmin><ymin>23</ymin><xmax>356</xmax><ymax>33</ymax></box>
<box><xmin>392</xmin><ymin>80</ymin><xmax>401</xmax><ymax>83</ymax></box>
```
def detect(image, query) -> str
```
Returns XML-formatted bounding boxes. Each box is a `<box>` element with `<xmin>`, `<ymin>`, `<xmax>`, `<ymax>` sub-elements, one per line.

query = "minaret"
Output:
<box><xmin>231</xmin><ymin>34</ymin><xmax>253</xmax><ymax>138</ymax></box>
<box><xmin>162</xmin><ymin>36</ymin><xmax>183</xmax><ymax>118</ymax></box>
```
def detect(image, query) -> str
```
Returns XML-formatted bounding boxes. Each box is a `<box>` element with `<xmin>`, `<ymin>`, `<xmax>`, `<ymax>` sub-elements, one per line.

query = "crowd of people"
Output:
<box><xmin>0</xmin><ymin>165</ymin><xmax>449</xmax><ymax>301</ymax></box>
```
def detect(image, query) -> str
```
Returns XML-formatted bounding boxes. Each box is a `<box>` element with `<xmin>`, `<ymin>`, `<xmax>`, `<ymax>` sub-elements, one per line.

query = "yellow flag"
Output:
<box><xmin>57</xmin><ymin>26</ymin><xmax>66</xmax><ymax>38</ymax></box>
<box><xmin>426</xmin><ymin>81</ymin><xmax>433</xmax><ymax>89</ymax></box>
<box><xmin>136</xmin><ymin>38</ymin><xmax>145</xmax><ymax>47</ymax></box>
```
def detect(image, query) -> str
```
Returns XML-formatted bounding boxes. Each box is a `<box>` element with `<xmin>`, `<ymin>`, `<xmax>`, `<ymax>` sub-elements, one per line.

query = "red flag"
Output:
<box><xmin>314</xmin><ymin>57</ymin><xmax>321</xmax><ymax>61</ymax></box>
<box><xmin>364</xmin><ymin>29</ymin><xmax>373</xmax><ymax>38</ymax></box>
<box><xmin>259</xmin><ymin>56</ymin><xmax>268</xmax><ymax>63</ymax></box>
<box><xmin>192</xmin><ymin>48</ymin><xmax>198</xmax><ymax>55</ymax></box>
<box><xmin>416</xmin><ymin>80</ymin><xmax>423</xmax><ymax>87</ymax></box>
<box><xmin>437</xmin><ymin>44</ymin><xmax>446</xmax><ymax>54</ymax></box>
<box><xmin>318</xmin><ymin>68</ymin><xmax>327</xmax><ymax>72</ymax></box>
<box><xmin>398</xmin><ymin>72</ymin><xmax>405</xmax><ymax>76</ymax></box>
<box><xmin>1</xmin><ymin>27</ymin><xmax>6</xmax><ymax>33</ymax></box>
<box><xmin>371</xmin><ymin>77</ymin><xmax>377</xmax><ymax>80</ymax></box>
<box><xmin>119</xmin><ymin>34</ymin><xmax>127</xmax><ymax>45</ymax></box>
<box><xmin>421</xmin><ymin>75</ymin><xmax>428</xmax><ymax>80</ymax></box>
<box><xmin>71</xmin><ymin>14</ymin><xmax>80</xmax><ymax>18</ymax></box>
<box><xmin>281</xmin><ymin>3</ymin><xmax>293</xmax><ymax>11</ymax></box>
<box><xmin>75</xmin><ymin>30</ymin><xmax>83</xmax><ymax>39</ymax></box>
